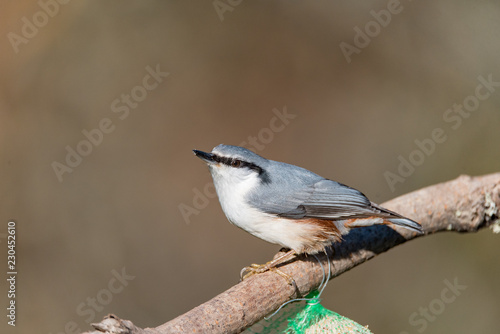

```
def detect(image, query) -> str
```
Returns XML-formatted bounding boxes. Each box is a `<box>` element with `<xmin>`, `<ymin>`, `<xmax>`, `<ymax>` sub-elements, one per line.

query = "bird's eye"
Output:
<box><xmin>231</xmin><ymin>159</ymin><xmax>241</xmax><ymax>168</ymax></box>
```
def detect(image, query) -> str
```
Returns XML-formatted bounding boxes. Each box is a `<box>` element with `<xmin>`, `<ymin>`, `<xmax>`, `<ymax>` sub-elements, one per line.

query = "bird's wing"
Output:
<box><xmin>256</xmin><ymin>179</ymin><xmax>400</xmax><ymax>221</ymax></box>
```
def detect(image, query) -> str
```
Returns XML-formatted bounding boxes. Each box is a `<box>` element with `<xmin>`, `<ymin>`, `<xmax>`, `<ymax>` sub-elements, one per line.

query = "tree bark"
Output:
<box><xmin>83</xmin><ymin>173</ymin><xmax>500</xmax><ymax>334</ymax></box>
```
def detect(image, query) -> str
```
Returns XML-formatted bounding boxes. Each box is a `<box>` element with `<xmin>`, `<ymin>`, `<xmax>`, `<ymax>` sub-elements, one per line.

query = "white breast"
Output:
<box><xmin>210</xmin><ymin>164</ymin><xmax>263</xmax><ymax>229</ymax></box>
<box><xmin>209</xmin><ymin>164</ymin><xmax>333</xmax><ymax>252</ymax></box>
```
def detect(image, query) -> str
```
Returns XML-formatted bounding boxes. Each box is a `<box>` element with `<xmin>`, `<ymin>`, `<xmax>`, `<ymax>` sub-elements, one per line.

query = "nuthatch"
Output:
<box><xmin>194</xmin><ymin>145</ymin><xmax>422</xmax><ymax>284</ymax></box>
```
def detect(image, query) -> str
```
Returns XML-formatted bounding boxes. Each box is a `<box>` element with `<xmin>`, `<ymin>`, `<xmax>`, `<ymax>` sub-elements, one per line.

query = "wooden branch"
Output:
<box><xmin>83</xmin><ymin>173</ymin><xmax>500</xmax><ymax>334</ymax></box>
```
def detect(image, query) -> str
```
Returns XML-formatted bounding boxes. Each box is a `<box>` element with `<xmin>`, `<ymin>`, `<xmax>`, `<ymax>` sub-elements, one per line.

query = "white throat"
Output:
<box><xmin>209</xmin><ymin>165</ymin><xmax>262</xmax><ymax>227</ymax></box>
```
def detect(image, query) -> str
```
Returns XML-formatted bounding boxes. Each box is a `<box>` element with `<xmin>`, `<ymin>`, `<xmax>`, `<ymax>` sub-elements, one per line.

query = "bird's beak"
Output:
<box><xmin>193</xmin><ymin>149</ymin><xmax>215</xmax><ymax>164</ymax></box>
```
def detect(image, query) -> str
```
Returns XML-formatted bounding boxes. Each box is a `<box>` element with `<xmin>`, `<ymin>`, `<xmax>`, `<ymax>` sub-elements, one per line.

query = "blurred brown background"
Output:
<box><xmin>1</xmin><ymin>1</ymin><xmax>499</xmax><ymax>333</ymax></box>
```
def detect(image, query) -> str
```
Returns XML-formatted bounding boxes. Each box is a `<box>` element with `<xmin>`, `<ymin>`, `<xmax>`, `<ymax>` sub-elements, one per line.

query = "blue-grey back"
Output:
<box><xmin>246</xmin><ymin>156</ymin><xmax>376</xmax><ymax>220</ymax></box>
<box><xmin>246</xmin><ymin>158</ymin><xmax>324</xmax><ymax>214</ymax></box>
<box><xmin>214</xmin><ymin>145</ymin><xmax>386</xmax><ymax>221</ymax></box>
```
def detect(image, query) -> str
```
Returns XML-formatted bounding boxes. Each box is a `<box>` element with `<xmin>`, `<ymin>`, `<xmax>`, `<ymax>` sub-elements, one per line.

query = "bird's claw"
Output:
<box><xmin>240</xmin><ymin>264</ymin><xmax>297</xmax><ymax>290</ymax></box>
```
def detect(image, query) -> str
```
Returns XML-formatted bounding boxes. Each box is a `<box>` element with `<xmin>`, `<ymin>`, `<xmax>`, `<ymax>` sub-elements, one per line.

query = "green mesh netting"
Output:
<box><xmin>243</xmin><ymin>291</ymin><xmax>373</xmax><ymax>334</ymax></box>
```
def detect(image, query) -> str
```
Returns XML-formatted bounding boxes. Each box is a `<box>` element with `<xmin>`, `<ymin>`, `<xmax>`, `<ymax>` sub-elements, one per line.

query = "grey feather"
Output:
<box><xmin>212</xmin><ymin>144</ymin><xmax>422</xmax><ymax>233</ymax></box>
<box><xmin>244</xmin><ymin>155</ymin><xmax>418</xmax><ymax>226</ymax></box>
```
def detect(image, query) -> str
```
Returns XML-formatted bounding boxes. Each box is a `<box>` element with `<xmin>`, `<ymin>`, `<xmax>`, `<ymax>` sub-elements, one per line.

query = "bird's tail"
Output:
<box><xmin>341</xmin><ymin>203</ymin><xmax>423</xmax><ymax>234</ymax></box>
<box><xmin>371</xmin><ymin>202</ymin><xmax>423</xmax><ymax>234</ymax></box>
<box><xmin>345</xmin><ymin>216</ymin><xmax>423</xmax><ymax>234</ymax></box>
<box><xmin>387</xmin><ymin>218</ymin><xmax>423</xmax><ymax>234</ymax></box>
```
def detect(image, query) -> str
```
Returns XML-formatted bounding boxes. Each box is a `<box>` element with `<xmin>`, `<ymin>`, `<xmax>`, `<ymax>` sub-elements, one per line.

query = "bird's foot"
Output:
<box><xmin>240</xmin><ymin>263</ymin><xmax>297</xmax><ymax>290</ymax></box>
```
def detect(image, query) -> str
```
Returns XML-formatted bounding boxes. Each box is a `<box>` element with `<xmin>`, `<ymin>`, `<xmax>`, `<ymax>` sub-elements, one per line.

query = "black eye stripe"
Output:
<box><xmin>217</xmin><ymin>156</ymin><xmax>234</xmax><ymax>166</ymax></box>
<box><xmin>213</xmin><ymin>154</ymin><xmax>263</xmax><ymax>174</ymax></box>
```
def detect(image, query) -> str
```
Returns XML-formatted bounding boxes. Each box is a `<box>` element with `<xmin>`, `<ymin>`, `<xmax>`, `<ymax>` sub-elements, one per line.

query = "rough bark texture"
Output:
<box><xmin>82</xmin><ymin>173</ymin><xmax>500</xmax><ymax>334</ymax></box>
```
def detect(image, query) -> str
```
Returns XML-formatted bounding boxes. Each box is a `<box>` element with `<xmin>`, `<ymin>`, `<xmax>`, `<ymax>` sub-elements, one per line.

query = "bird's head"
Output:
<box><xmin>193</xmin><ymin>145</ymin><xmax>270</xmax><ymax>186</ymax></box>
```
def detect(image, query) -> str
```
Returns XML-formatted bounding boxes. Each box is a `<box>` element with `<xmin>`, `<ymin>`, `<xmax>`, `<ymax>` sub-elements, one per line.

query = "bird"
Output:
<box><xmin>193</xmin><ymin>144</ymin><xmax>422</xmax><ymax>284</ymax></box>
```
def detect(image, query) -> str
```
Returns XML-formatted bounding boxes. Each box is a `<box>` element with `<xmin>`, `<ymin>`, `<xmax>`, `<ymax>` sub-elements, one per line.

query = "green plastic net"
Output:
<box><xmin>243</xmin><ymin>291</ymin><xmax>373</xmax><ymax>334</ymax></box>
